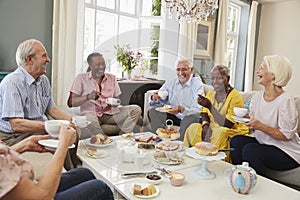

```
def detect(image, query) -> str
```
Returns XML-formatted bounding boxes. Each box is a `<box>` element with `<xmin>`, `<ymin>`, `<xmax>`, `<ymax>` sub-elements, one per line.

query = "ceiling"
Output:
<box><xmin>257</xmin><ymin>0</ymin><xmax>294</xmax><ymax>4</ymax></box>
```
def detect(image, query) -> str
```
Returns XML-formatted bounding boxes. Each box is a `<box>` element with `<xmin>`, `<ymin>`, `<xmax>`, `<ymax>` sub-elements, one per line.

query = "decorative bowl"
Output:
<box><xmin>170</xmin><ymin>172</ymin><xmax>185</xmax><ymax>187</ymax></box>
<box><xmin>146</xmin><ymin>174</ymin><xmax>162</xmax><ymax>185</ymax></box>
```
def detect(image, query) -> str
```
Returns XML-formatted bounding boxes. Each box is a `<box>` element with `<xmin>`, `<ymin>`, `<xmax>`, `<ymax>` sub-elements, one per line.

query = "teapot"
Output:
<box><xmin>229</xmin><ymin>162</ymin><xmax>257</xmax><ymax>194</ymax></box>
<box><xmin>121</xmin><ymin>145</ymin><xmax>139</xmax><ymax>163</ymax></box>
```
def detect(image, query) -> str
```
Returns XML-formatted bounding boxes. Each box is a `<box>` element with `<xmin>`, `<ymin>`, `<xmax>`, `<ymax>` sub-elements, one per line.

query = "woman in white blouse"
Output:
<box><xmin>230</xmin><ymin>55</ymin><xmax>300</xmax><ymax>176</ymax></box>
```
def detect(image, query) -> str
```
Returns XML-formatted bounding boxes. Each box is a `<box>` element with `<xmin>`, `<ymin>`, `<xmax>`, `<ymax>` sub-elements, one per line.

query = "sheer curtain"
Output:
<box><xmin>244</xmin><ymin>1</ymin><xmax>259</xmax><ymax>91</ymax></box>
<box><xmin>178</xmin><ymin>22</ymin><xmax>196</xmax><ymax>63</ymax></box>
<box><xmin>52</xmin><ymin>0</ymin><xmax>79</xmax><ymax>106</ymax></box>
<box><xmin>213</xmin><ymin>0</ymin><xmax>229</xmax><ymax>65</ymax></box>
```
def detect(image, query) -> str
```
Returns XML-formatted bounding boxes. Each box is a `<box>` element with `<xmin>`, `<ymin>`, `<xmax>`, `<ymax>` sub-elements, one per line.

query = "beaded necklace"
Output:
<box><xmin>212</xmin><ymin>85</ymin><xmax>233</xmax><ymax>112</ymax></box>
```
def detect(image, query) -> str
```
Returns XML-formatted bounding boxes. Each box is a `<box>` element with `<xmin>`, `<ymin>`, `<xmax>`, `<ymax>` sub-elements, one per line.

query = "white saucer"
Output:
<box><xmin>72</xmin><ymin>120</ymin><xmax>91</xmax><ymax>128</ymax></box>
<box><xmin>38</xmin><ymin>139</ymin><xmax>75</xmax><ymax>151</ymax></box>
<box><xmin>231</xmin><ymin>116</ymin><xmax>250</xmax><ymax>123</ymax></box>
<box><xmin>155</xmin><ymin>107</ymin><xmax>171</xmax><ymax>113</ymax></box>
<box><xmin>107</xmin><ymin>102</ymin><xmax>120</xmax><ymax>107</ymax></box>
<box><xmin>86</xmin><ymin>150</ymin><xmax>108</xmax><ymax>158</ymax></box>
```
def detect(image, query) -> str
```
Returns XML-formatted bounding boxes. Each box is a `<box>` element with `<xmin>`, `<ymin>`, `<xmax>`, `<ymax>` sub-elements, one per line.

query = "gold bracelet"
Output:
<box><xmin>202</xmin><ymin>121</ymin><xmax>209</xmax><ymax>127</ymax></box>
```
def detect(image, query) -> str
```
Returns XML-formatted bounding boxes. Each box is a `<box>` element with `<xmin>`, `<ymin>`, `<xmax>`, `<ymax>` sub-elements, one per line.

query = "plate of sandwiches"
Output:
<box><xmin>153</xmin><ymin>151</ymin><xmax>184</xmax><ymax>165</ymax></box>
<box><xmin>83</xmin><ymin>133</ymin><xmax>114</xmax><ymax>148</ymax></box>
<box><xmin>131</xmin><ymin>183</ymin><xmax>159</xmax><ymax>199</ymax></box>
<box><xmin>131</xmin><ymin>132</ymin><xmax>162</xmax><ymax>144</ymax></box>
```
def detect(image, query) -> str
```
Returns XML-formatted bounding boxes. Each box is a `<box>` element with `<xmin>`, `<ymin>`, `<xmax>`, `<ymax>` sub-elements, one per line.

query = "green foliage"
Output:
<box><xmin>152</xmin><ymin>0</ymin><xmax>161</xmax><ymax>16</ymax></box>
<box><xmin>149</xmin><ymin>25</ymin><xmax>160</xmax><ymax>74</ymax></box>
<box><xmin>114</xmin><ymin>44</ymin><xmax>143</xmax><ymax>72</ymax></box>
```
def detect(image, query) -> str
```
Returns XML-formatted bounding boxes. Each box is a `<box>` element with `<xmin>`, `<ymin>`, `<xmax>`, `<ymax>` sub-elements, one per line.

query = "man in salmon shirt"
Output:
<box><xmin>67</xmin><ymin>52</ymin><xmax>141</xmax><ymax>138</ymax></box>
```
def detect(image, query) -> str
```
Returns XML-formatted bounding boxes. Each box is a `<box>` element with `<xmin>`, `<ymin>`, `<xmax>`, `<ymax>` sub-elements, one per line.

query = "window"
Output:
<box><xmin>227</xmin><ymin>2</ymin><xmax>241</xmax><ymax>85</ymax></box>
<box><xmin>226</xmin><ymin>0</ymin><xmax>250</xmax><ymax>90</ymax></box>
<box><xmin>82</xmin><ymin>0</ymin><xmax>161</xmax><ymax>78</ymax></box>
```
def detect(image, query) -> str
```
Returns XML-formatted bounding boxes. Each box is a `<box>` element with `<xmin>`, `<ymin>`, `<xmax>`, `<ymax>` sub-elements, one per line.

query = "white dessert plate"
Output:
<box><xmin>38</xmin><ymin>139</ymin><xmax>75</xmax><ymax>151</ymax></box>
<box><xmin>121</xmin><ymin>132</ymin><xmax>134</xmax><ymax>139</ymax></box>
<box><xmin>153</xmin><ymin>156</ymin><xmax>184</xmax><ymax>165</ymax></box>
<box><xmin>131</xmin><ymin>132</ymin><xmax>162</xmax><ymax>144</ymax></box>
<box><xmin>185</xmin><ymin>147</ymin><xmax>226</xmax><ymax>161</ymax></box>
<box><xmin>231</xmin><ymin>116</ymin><xmax>250</xmax><ymax>123</ymax></box>
<box><xmin>83</xmin><ymin>138</ymin><xmax>115</xmax><ymax>148</ymax></box>
<box><xmin>155</xmin><ymin>140</ymin><xmax>184</xmax><ymax>152</ymax></box>
<box><xmin>107</xmin><ymin>102</ymin><xmax>120</xmax><ymax>107</ymax></box>
<box><xmin>155</xmin><ymin>107</ymin><xmax>171</xmax><ymax>113</ymax></box>
<box><xmin>130</xmin><ymin>184</ymin><xmax>160</xmax><ymax>199</ymax></box>
<box><xmin>86</xmin><ymin>150</ymin><xmax>108</xmax><ymax>158</ymax></box>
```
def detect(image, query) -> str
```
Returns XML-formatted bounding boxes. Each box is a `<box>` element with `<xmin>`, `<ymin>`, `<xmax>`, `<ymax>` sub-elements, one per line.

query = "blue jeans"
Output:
<box><xmin>54</xmin><ymin>168</ymin><xmax>114</xmax><ymax>200</ymax></box>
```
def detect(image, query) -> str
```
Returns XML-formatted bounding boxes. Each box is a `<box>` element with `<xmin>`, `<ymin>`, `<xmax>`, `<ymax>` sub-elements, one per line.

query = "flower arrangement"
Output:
<box><xmin>114</xmin><ymin>44</ymin><xmax>143</xmax><ymax>74</ymax></box>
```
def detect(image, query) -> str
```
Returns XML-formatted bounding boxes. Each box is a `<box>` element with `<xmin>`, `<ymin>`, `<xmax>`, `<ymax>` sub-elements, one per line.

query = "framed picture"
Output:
<box><xmin>194</xmin><ymin>18</ymin><xmax>215</xmax><ymax>60</ymax></box>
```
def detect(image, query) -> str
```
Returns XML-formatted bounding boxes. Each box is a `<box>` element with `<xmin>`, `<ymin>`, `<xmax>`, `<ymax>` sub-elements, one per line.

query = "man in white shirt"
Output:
<box><xmin>148</xmin><ymin>59</ymin><xmax>204</xmax><ymax>140</ymax></box>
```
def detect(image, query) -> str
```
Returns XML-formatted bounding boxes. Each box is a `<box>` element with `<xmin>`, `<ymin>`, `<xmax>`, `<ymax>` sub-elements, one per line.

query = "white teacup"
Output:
<box><xmin>158</xmin><ymin>91</ymin><xmax>168</xmax><ymax>99</ymax></box>
<box><xmin>106</xmin><ymin>98</ymin><xmax>121</xmax><ymax>106</ymax></box>
<box><xmin>233</xmin><ymin>107</ymin><xmax>248</xmax><ymax>118</ymax></box>
<box><xmin>45</xmin><ymin>120</ymin><xmax>70</xmax><ymax>138</ymax></box>
<box><xmin>134</xmin><ymin>153</ymin><xmax>146</xmax><ymax>170</ymax></box>
<box><xmin>72</xmin><ymin>116</ymin><xmax>89</xmax><ymax>128</ymax></box>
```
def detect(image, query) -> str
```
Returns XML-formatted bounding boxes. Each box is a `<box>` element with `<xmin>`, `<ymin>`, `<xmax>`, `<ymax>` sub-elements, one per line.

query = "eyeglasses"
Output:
<box><xmin>176</xmin><ymin>68</ymin><xmax>191</xmax><ymax>72</ymax></box>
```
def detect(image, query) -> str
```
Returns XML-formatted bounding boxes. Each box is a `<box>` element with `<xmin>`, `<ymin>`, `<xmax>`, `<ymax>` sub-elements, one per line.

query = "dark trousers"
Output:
<box><xmin>55</xmin><ymin>168</ymin><xmax>114</xmax><ymax>200</ymax></box>
<box><xmin>148</xmin><ymin>108</ymin><xmax>201</xmax><ymax>141</ymax></box>
<box><xmin>230</xmin><ymin>135</ymin><xmax>299</xmax><ymax>176</ymax></box>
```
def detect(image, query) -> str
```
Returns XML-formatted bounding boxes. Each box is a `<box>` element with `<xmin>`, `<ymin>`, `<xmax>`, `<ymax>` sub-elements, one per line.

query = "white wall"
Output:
<box><xmin>254</xmin><ymin>0</ymin><xmax>300</xmax><ymax>96</ymax></box>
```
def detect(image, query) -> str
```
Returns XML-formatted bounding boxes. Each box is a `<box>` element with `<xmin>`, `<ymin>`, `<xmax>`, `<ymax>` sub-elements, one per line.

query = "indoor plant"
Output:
<box><xmin>114</xmin><ymin>44</ymin><xmax>143</xmax><ymax>79</ymax></box>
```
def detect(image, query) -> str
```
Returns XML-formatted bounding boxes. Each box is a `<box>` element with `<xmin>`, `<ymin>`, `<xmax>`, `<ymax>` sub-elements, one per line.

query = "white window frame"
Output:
<box><xmin>227</xmin><ymin>1</ymin><xmax>241</xmax><ymax>85</ymax></box>
<box><xmin>78</xmin><ymin>0</ymin><xmax>161</xmax><ymax>77</ymax></box>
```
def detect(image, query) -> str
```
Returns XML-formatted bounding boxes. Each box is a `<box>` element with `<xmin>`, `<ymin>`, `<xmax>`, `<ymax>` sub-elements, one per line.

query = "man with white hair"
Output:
<box><xmin>0</xmin><ymin>39</ymin><xmax>78</xmax><ymax>169</ymax></box>
<box><xmin>148</xmin><ymin>59</ymin><xmax>204</xmax><ymax>140</ymax></box>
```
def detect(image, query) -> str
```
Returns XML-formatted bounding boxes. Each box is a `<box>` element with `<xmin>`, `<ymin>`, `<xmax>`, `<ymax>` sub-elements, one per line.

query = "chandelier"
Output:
<box><xmin>164</xmin><ymin>0</ymin><xmax>219</xmax><ymax>23</ymax></box>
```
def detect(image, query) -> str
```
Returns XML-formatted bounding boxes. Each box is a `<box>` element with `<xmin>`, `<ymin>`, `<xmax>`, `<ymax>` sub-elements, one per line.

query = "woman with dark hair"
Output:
<box><xmin>184</xmin><ymin>65</ymin><xmax>249</xmax><ymax>160</ymax></box>
<box><xmin>230</xmin><ymin>55</ymin><xmax>300</xmax><ymax>176</ymax></box>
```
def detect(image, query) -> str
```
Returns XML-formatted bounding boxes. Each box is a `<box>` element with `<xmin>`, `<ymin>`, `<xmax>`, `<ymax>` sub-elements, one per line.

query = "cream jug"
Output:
<box><xmin>229</xmin><ymin>162</ymin><xmax>257</xmax><ymax>194</ymax></box>
<box><xmin>121</xmin><ymin>146</ymin><xmax>139</xmax><ymax>163</ymax></box>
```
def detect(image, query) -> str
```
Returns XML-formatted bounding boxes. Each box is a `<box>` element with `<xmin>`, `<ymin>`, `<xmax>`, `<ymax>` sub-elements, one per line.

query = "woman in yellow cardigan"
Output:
<box><xmin>184</xmin><ymin>65</ymin><xmax>249</xmax><ymax>159</ymax></box>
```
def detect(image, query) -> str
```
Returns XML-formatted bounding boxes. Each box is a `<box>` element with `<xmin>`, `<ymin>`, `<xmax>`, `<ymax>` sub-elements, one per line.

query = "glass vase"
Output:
<box><xmin>126</xmin><ymin>70</ymin><xmax>132</xmax><ymax>80</ymax></box>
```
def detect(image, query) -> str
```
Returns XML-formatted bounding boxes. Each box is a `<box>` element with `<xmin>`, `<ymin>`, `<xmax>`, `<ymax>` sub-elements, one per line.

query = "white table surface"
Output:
<box><xmin>115</xmin><ymin>161</ymin><xmax>300</xmax><ymax>200</ymax></box>
<box><xmin>77</xmin><ymin>136</ymin><xmax>201</xmax><ymax>192</ymax></box>
<box><xmin>77</xmin><ymin>136</ymin><xmax>300</xmax><ymax>200</ymax></box>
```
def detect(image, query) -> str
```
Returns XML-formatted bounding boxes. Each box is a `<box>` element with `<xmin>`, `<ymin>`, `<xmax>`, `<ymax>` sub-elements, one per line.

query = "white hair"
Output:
<box><xmin>175</xmin><ymin>59</ymin><xmax>193</xmax><ymax>68</ymax></box>
<box><xmin>15</xmin><ymin>39</ymin><xmax>44</xmax><ymax>66</ymax></box>
<box><xmin>264</xmin><ymin>55</ymin><xmax>292</xmax><ymax>87</ymax></box>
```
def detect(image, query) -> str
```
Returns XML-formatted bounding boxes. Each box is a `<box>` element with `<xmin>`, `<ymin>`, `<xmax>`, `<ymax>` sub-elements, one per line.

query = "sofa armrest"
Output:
<box><xmin>143</xmin><ymin>90</ymin><xmax>157</xmax><ymax>125</ymax></box>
